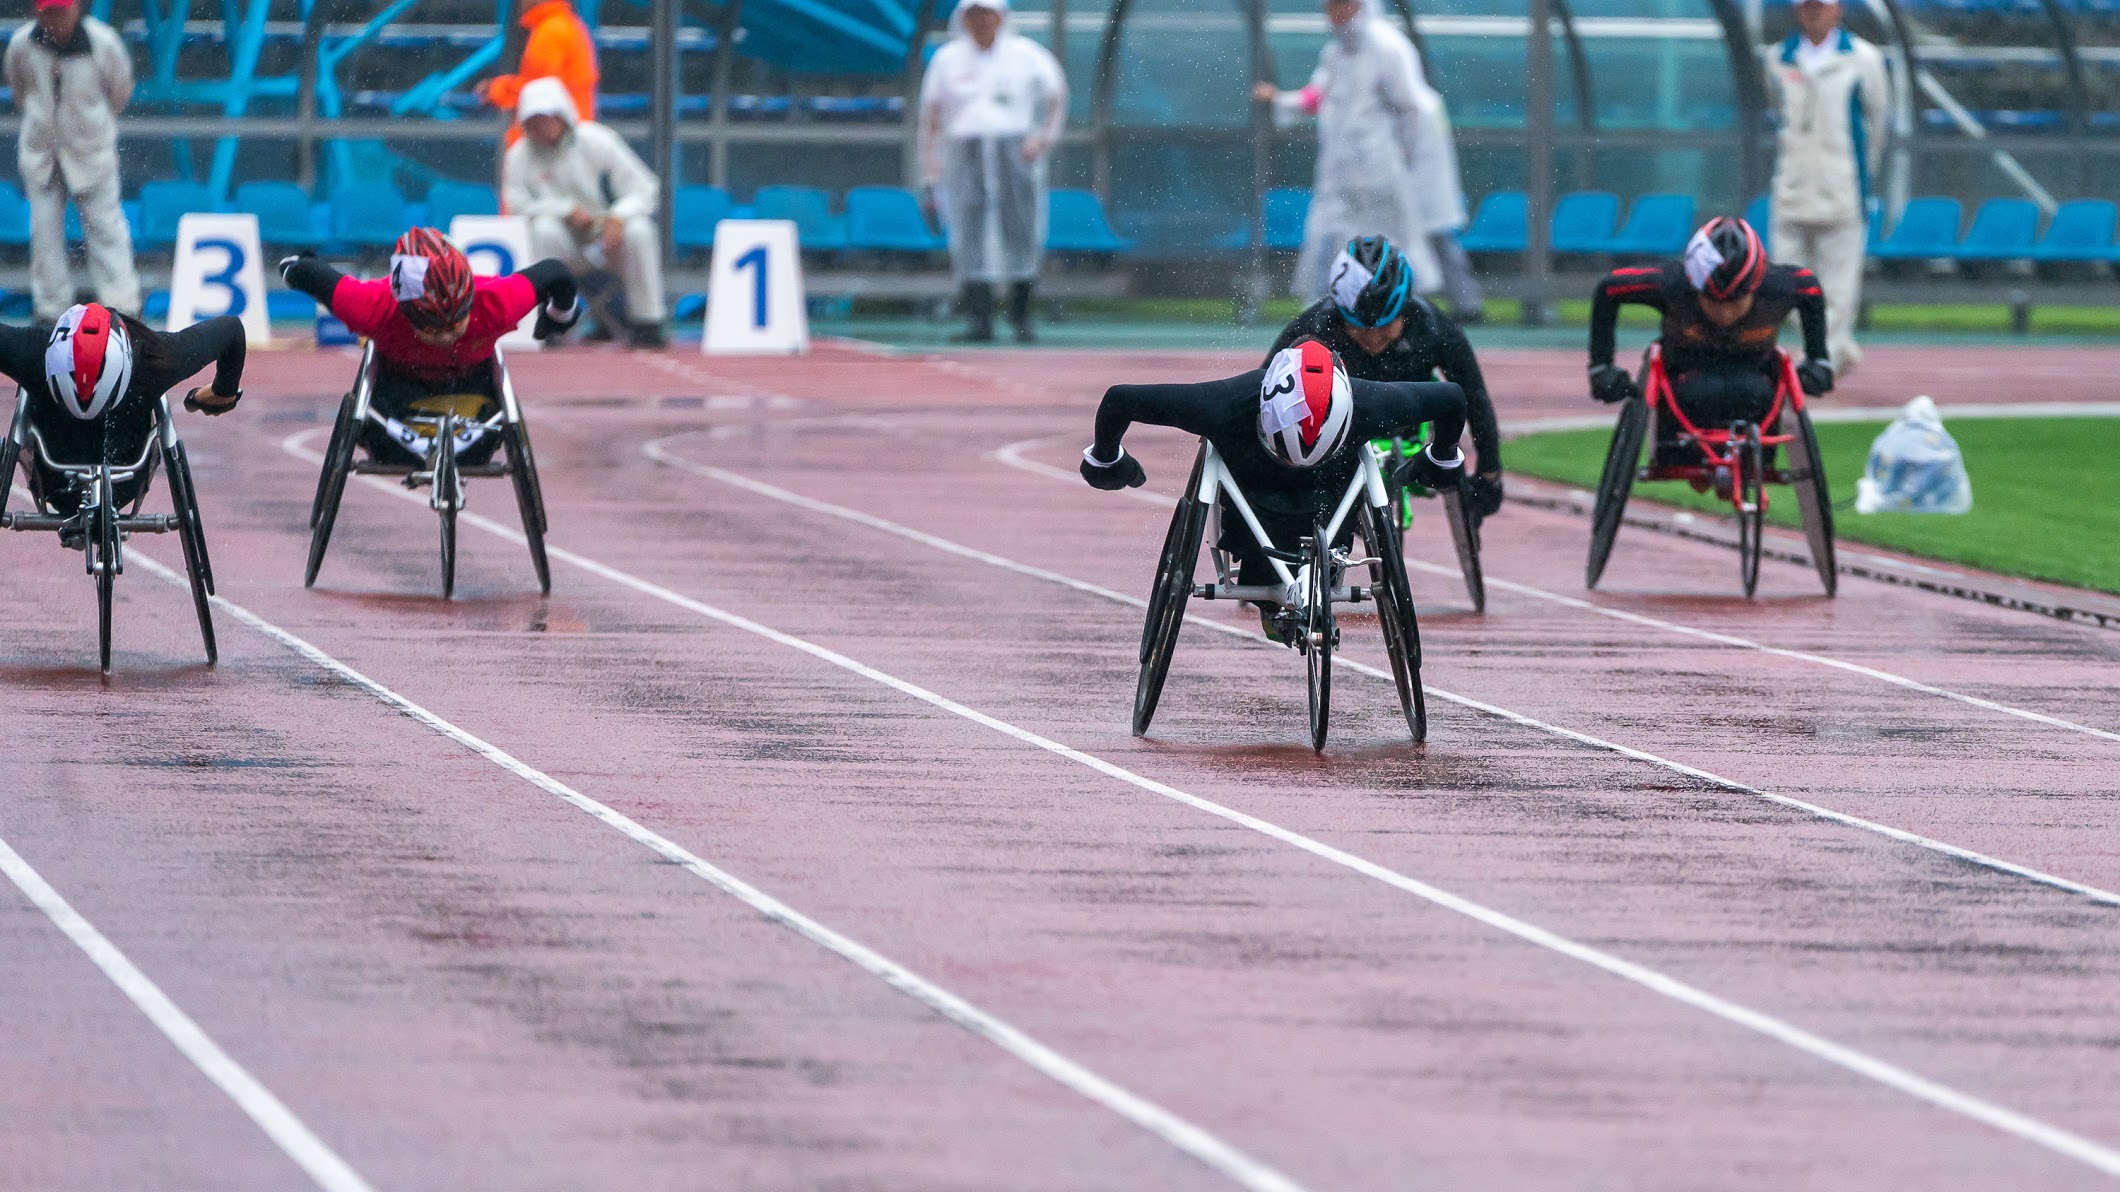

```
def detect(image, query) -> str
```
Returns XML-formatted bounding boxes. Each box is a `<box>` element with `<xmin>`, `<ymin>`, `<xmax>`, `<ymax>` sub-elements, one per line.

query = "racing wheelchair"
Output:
<box><xmin>0</xmin><ymin>390</ymin><xmax>217</xmax><ymax>673</ymax></box>
<box><xmin>1587</xmin><ymin>345</ymin><xmax>1835</xmax><ymax>598</ymax></box>
<box><xmin>307</xmin><ymin>342</ymin><xmax>549</xmax><ymax>599</ymax></box>
<box><xmin>1135</xmin><ymin>439</ymin><xmax>1427</xmax><ymax>752</ymax></box>
<box><xmin>1374</xmin><ymin>429</ymin><xmax>1486</xmax><ymax>613</ymax></box>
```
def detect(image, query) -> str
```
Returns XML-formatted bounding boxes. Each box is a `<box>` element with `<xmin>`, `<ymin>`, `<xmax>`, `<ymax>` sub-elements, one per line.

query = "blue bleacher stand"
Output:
<box><xmin>750</xmin><ymin>185</ymin><xmax>848</xmax><ymax>252</ymax></box>
<box><xmin>1870</xmin><ymin>197</ymin><xmax>1962</xmax><ymax>259</ymax></box>
<box><xmin>1743</xmin><ymin>194</ymin><xmax>1771</xmax><ymax>253</ymax></box>
<box><xmin>2029</xmin><ymin>198</ymin><xmax>2117</xmax><ymax>263</ymax></box>
<box><xmin>1601</xmin><ymin>193</ymin><xmax>1696</xmax><ymax>255</ymax></box>
<box><xmin>672</xmin><ymin>185</ymin><xmax>734</xmax><ymax>254</ymax></box>
<box><xmin>1457</xmin><ymin>191</ymin><xmax>1527</xmax><ymax>253</ymax></box>
<box><xmin>235</xmin><ymin>181</ymin><xmax>322</xmax><ymax>248</ymax></box>
<box><xmin>1550</xmin><ymin>191</ymin><xmax>1621</xmax><ymax>254</ymax></box>
<box><xmin>0</xmin><ymin>182</ymin><xmax>28</xmax><ymax>246</ymax></box>
<box><xmin>844</xmin><ymin>185</ymin><xmax>942</xmax><ymax>252</ymax></box>
<box><xmin>1045</xmin><ymin>189</ymin><xmax>1130</xmax><ymax>253</ymax></box>
<box><xmin>1262</xmin><ymin>188</ymin><xmax>1309</xmax><ymax>251</ymax></box>
<box><xmin>330</xmin><ymin>181</ymin><xmax>411</xmax><ymax>248</ymax></box>
<box><xmin>1950</xmin><ymin>197</ymin><xmax>2041</xmax><ymax>261</ymax></box>
<box><xmin>136</xmin><ymin>180</ymin><xmax>215</xmax><ymax>248</ymax></box>
<box><xmin>424</xmin><ymin>180</ymin><xmax>499</xmax><ymax>232</ymax></box>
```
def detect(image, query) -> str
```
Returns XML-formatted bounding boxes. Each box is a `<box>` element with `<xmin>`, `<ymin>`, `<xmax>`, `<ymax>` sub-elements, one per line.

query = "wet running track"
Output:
<box><xmin>3</xmin><ymin>342</ymin><xmax>2117</xmax><ymax>1190</ymax></box>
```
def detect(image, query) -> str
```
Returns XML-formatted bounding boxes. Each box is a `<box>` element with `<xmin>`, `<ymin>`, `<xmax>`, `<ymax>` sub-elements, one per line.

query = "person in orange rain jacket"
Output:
<box><xmin>481</xmin><ymin>0</ymin><xmax>598</xmax><ymax>148</ymax></box>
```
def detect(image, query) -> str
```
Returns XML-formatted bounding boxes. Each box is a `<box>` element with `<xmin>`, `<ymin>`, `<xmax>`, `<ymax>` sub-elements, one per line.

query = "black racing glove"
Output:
<box><xmin>1797</xmin><ymin>358</ymin><xmax>1835</xmax><ymax>397</ymax></box>
<box><xmin>183</xmin><ymin>385</ymin><xmax>240</xmax><ymax>416</ymax></box>
<box><xmin>533</xmin><ymin>296</ymin><xmax>582</xmax><ymax>342</ymax></box>
<box><xmin>1466</xmin><ymin>471</ymin><xmax>1504</xmax><ymax>519</ymax></box>
<box><xmin>1080</xmin><ymin>447</ymin><xmax>1147</xmax><ymax>491</ymax></box>
<box><xmin>1395</xmin><ymin>444</ymin><xmax>1465</xmax><ymax>494</ymax></box>
<box><xmin>1588</xmin><ymin>362</ymin><xmax>1638</xmax><ymax>405</ymax></box>
<box><xmin>277</xmin><ymin>251</ymin><xmax>314</xmax><ymax>284</ymax></box>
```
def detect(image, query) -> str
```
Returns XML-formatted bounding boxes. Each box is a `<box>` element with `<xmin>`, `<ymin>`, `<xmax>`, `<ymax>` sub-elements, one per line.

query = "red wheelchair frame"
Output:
<box><xmin>1587</xmin><ymin>344</ymin><xmax>1837</xmax><ymax>598</ymax></box>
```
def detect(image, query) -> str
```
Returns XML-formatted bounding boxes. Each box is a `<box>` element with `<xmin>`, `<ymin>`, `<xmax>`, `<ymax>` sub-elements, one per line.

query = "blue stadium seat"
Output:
<box><xmin>2030</xmin><ymin>198</ymin><xmax>2117</xmax><ymax>262</ymax></box>
<box><xmin>234</xmin><ymin>181</ymin><xmax>321</xmax><ymax>248</ymax></box>
<box><xmin>329</xmin><ymin>181</ymin><xmax>411</xmax><ymax>248</ymax></box>
<box><xmin>1949</xmin><ymin>197</ymin><xmax>2041</xmax><ymax>260</ymax></box>
<box><xmin>844</xmin><ymin>185</ymin><xmax>942</xmax><ymax>252</ymax></box>
<box><xmin>750</xmin><ymin>185</ymin><xmax>847</xmax><ymax>252</ymax></box>
<box><xmin>1870</xmin><ymin>197</ymin><xmax>1962</xmax><ymax>259</ymax></box>
<box><xmin>1601</xmin><ymin>193</ymin><xmax>1695</xmax><ymax>255</ymax></box>
<box><xmin>136</xmin><ymin>180</ymin><xmax>216</xmax><ymax>248</ymax></box>
<box><xmin>1744</xmin><ymin>195</ymin><xmax>1771</xmax><ymax>253</ymax></box>
<box><xmin>0</xmin><ymin>182</ymin><xmax>27</xmax><ymax>246</ymax></box>
<box><xmin>1046</xmin><ymin>189</ymin><xmax>1130</xmax><ymax>253</ymax></box>
<box><xmin>673</xmin><ymin>185</ymin><xmax>734</xmax><ymax>252</ymax></box>
<box><xmin>1457</xmin><ymin>191</ymin><xmax>1527</xmax><ymax>253</ymax></box>
<box><xmin>1550</xmin><ymin>191</ymin><xmax>1621</xmax><ymax>254</ymax></box>
<box><xmin>268</xmin><ymin>289</ymin><xmax>319</xmax><ymax>320</ymax></box>
<box><xmin>424</xmin><ymin>181</ymin><xmax>499</xmax><ymax>232</ymax></box>
<box><xmin>1263</xmin><ymin>188</ymin><xmax>1309</xmax><ymax>250</ymax></box>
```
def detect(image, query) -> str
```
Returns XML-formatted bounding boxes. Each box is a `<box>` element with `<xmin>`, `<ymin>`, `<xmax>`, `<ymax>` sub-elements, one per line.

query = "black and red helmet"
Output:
<box><xmin>1683</xmin><ymin>216</ymin><xmax>1767</xmax><ymax>302</ymax></box>
<box><xmin>389</xmin><ymin>227</ymin><xmax>475</xmax><ymax>332</ymax></box>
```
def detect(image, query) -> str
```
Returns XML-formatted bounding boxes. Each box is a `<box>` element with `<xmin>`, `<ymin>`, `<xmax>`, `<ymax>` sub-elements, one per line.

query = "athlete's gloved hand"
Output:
<box><xmin>1080</xmin><ymin>446</ymin><xmax>1147</xmax><ymax>490</ymax></box>
<box><xmin>1466</xmin><ymin>471</ymin><xmax>1504</xmax><ymax>518</ymax></box>
<box><xmin>1588</xmin><ymin>362</ymin><xmax>1638</xmax><ymax>405</ymax></box>
<box><xmin>277</xmin><ymin>251</ymin><xmax>315</xmax><ymax>284</ymax></box>
<box><xmin>1797</xmin><ymin>358</ymin><xmax>1835</xmax><ymax>397</ymax></box>
<box><xmin>534</xmin><ymin>296</ymin><xmax>582</xmax><ymax>342</ymax></box>
<box><xmin>183</xmin><ymin>386</ymin><xmax>240</xmax><ymax>416</ymax></box>
<box><xmin>1396</xmin><ymin>444</ymin><xmax>1465</xmax><ymax>494</ymax></box>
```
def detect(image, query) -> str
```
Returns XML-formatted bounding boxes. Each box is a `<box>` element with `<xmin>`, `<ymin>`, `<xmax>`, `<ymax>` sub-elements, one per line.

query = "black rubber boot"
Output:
<box><xmin>952</xmin><ymin>282</ymin><xmax>995</xmax><ymax>343</ymax></box>
<box><xmin>1007</xmin><ymin>281</ymin><xmax>1036</xmax><ymax>343</ymax></box>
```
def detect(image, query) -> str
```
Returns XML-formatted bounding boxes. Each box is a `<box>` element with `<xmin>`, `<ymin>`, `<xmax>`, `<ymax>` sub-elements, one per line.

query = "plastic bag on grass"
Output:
<box><xmin>1854</xmin><ymin>396</ymin><xmax>1973</xmax><ymax>515</ymax></box>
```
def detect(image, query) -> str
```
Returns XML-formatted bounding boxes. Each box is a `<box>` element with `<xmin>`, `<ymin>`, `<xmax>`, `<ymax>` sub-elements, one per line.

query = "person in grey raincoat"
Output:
<box><xmin>1255</xmin><ymin>0</ymin><xmax>1438</xmax><ymax>304</ymax></box>
<box><xmin>5</xmin><ymin>0</ymin><xmax>138</xmax><ymax>321</ymax></box>
<box><xmin>917</xmin><ymin>0</ymin><xmax>1067</xmax><ymax>343</ymax></box>
<box><xmin>1407</xmin><ymin>68</ymin><xmax>1482</xmax><ymax>320</ymax></box>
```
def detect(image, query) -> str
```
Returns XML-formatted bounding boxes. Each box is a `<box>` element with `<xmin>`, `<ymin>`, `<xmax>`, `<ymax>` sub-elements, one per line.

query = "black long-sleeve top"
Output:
<box><xmin>1264</xmin><ymin>294</ymin><xmax>1501</xmax><ymax>475</ymax></box>
<box><xmin>1093</xmin><ymin>370</ymin><xmax>1465</xmax><ymax>530</ymax></box>
<box><xmin>1589</xmin><ymin>261</ymin><xmax>1828</xmax><ymax>377</ymax></box>
<box><xmin>1</xmin><ymin>315</ymin><xmax>245</xmax><ymax>463</ymax></box>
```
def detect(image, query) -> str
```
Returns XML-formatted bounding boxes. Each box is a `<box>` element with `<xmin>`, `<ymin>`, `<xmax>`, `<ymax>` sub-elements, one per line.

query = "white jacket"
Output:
<box><xmin>5</xmin><ymin>16</ymin><xmax>131</xmax><ymax>193</ymax></box>
<box><xmin>1766</xmin><ymin>29</ymin><xmax>1891</xmax><ymax>226</ymax></box>
<box><xmin>502</xmin><ymin>76</ymin><xmax>659</xmax><ymax>223</ymax></box>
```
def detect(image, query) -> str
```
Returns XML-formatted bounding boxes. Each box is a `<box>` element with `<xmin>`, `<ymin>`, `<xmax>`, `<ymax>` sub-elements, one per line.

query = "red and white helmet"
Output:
<box><xmin>45</xmin><ymin>303</ymin><xmax>133</xmax><ymax>421</ymax></box>
<box><xmin>1258</xmin><ymin>339</ymin><xmax>1353</xmax><ymax>468</ymax></box>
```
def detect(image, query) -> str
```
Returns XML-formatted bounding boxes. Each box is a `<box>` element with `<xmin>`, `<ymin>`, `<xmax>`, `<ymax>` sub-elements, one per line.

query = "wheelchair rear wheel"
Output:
<box><xmin>505</xmin><ymin>416</ymin><xmax>551</xmax><ymax>594</ymax></box>
<box><xmin>437</xmin><ymin>415</ymin><xmax>460</xmax><ymax>600</ymax></box>
<box><xmin>1133</xmin><ymin>456</ymin><xmax>1208</xmax><ymax>736</ymax></box>
<box><xmin>1303</xmin><ymin>529</ymin><xmax>1333</xmax><ymax>753</ymax></box>
<box><xmin>1439</xmin><ymin>479</ymin><xmax>1486</xmax><ymax>613</ymax></box>
<box><xmin>165</xmin><ymin>442</ymin><xmax>217</xmax><ymax>663</ymax></box>
<box><xmin>1785</xmin><ymin>407</ymin><xmax>1838</xmax><ymax>596</ymax></box>
<box><xmin>1588</xmin><ymin>398</ymin><xmax>1648</xmax><ymax>589</ymax></box>
<box><xmin>311</xmin><ymin>391</ymin><xmax>356</xmax><ymax>529</ymax></box>
<box><xmin>306</xmin><ymin>397</ymin><xmax>360</xmax><ymax>588</ymax></box>
<box><xmin>1736</xmin><ymin>424</ymin><xmax>1765</xmax><ymax>598</ymax></box>
<box><xmin>1360</xmin><ymin>501</ymin><xmax>1427</xmax><ymax>742</ymax></box>
<box><xmin>92</xmin><ymin>470</ymin><xmax>118</xmax><ymax>675</ymax></box>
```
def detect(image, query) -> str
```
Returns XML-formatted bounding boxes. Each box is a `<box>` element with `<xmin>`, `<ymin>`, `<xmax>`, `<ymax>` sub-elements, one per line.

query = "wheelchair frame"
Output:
<box><xmin>1588</xmin><ymin>346</ymin><xmax>1836</xmax><ymax>598</ymax></box>
<box><xmin>306</xmin><ymin>341</ymin><xmax>550</xmax><ymax>599</ymax></box>
<box><xmin>0</xmin><ymin>390</ymin><xmax>217</xmax><ymax>673</ymax></box>
<box><xmin>1135</xmin><ymin>439</ymin><xmax>1426</xmax><ymax>752</ymax></box>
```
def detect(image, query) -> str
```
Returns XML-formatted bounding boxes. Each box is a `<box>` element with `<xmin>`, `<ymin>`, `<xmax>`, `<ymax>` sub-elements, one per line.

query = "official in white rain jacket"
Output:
<box><xmin>5</xmin><ymin>0</ymin><xmax>138</xmax><ymax>320</ymax></box>
<box><xmin>502</xmin><ymin>76</ymin><xmax>665</xmax><ymax>344</ymax></box>
<box><xmin>917</xmin><ymin>0</ymin><xmax>1067</xmax><ymax>343</ymax></box>
<box><xmin>1766</xmin><ymin>1</ymin><xmax>1890</xmax><ymax>374</ymax></box>
<box><xmin>1408</xmin><ymin>66</ymin><xmax>1482</xmax><ymax>317</ymax></box>
<box><xmin>1261</xmin><ymin>0</ymin><xmax>1440</xmax><ymax>301</ymax></box>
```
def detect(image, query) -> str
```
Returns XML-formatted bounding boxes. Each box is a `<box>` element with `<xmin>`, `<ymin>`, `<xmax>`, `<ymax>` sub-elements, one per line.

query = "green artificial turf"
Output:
<box><xmin>1505</xmin><ymin>415</ymin><xmax>2120</xmax><ymax>594</ymax></box>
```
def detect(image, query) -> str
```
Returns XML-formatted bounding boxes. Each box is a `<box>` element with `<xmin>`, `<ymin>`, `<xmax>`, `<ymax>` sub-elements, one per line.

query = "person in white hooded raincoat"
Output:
<box><xmin>502</xmin><ymin>75</ymin><xmax>666</xmax><ymax>346</ymax></box>
<box><xmin>917</xmin><ymin>0</ymin><xmax>1067</xmax><ymax>343</ymax></box>
<box><xmin>1256</xmin><ymin>0</ymin><xmax>1440</xmax><ymax>304</ymax></box>
<box><xmin>6</xmin><ymin>0</ymin><xmax>138</xmax><ymax>320</ymax></box>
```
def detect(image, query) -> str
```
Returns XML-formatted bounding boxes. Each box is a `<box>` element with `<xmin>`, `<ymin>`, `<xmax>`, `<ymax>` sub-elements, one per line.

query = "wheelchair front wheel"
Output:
<box><xmin>1785</xmin><ymin>407</ymin><xmax>1838</xmax><ymax>596</ymax></box>
<box><xmin>1439</xmin><ymin>479</ymin><xmax>1486</xmax><ymax>613</ymax></box>
<box><xmin>92</xmin><ymin>470</ymin><xmax>118</xmax><ymax>674</ymax></box>
<box><xmin>1361</xmin><ymin>501</ymin><xmax>1426</xmax><ymax>742</ymax></box>
<box><xmin>437</xmin><ymin>415</ymin><xmax>460</xmax><ymax>600</ymax></box>
<box><xmin>1588</xmin><ymin>398</ymin><xmax>1648</xmax><ymax>589</ymax></box>
<box><xmin>505</xmin><ymin>416</ymin><xmax>551</xmax><ymax>594</ymax></box>
<box><xmin>1735</xmin><ymin>424</ymin><xmax>1765</xmax><ymax>598</ymax></box>
<box><xmin>0</xmin><ymin>431</ymin><xmax>17</xmax><ymax>520</ymax></box>
<box><xmin>1133</xmin><ymin>487</ymin><xmax>1207</xmax><ymax>737</ymax></box>
<box><xmin>1303</xmin><ymin>529</ymin><xmax>1333</xmax><ymax>753</ymax></box>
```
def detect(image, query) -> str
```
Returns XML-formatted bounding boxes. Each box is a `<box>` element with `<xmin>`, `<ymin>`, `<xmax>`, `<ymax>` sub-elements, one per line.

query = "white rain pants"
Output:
<box><xmin>1771</xmin><ymin>215</ymin><xmax>1866</xmax><ymax>374</ymax></box>
<box><xmin>942</xmin><ymin>134</ymin><xmax>1045</xmax><ymax>285</ymax></box>
<box><xmin>528</xmin><ymin>214</ymin><xmax>665</xmax><ymax>322</ymax></box>
<box><xmin>27</xmin><ymin>172</ymin><xmax>137</xmax><ymax>320</ymax></box>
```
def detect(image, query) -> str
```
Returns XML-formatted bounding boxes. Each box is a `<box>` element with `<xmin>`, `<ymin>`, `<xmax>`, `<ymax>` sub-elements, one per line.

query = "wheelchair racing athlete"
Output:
<box><xmin>0</xmin><ymin>302</ymin><xmax>245</xmax><ymax>522</ymax></box>
<box><xmin>1587</xmin><ymin>216</ymin><xmax>1835</xmax><ymax>473</ymax></box>
<box><xmin>278</xmin><ymin>227</ymin><xmax>581</xmax><ymax>466</ymax></box>
<box><xmin>1265</xmin><ymin>235</ymin><xmax>1503</xmax><ymax>520</ymax></box>
<box><xmin>1080</xmin><ymin>338</ymin><xmax>1466</xmax><ymax>641</ymax></box>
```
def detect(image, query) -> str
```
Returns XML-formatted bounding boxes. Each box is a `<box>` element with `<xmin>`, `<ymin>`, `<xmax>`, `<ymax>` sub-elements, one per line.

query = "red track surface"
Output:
<box><xmin>3</xmin><ymin>341</ymin><xmax>2119</xmax><ymax>1190</ymax></box>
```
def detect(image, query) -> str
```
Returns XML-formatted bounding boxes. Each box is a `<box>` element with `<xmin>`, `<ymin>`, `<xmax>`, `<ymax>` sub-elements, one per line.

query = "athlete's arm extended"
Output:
<box><xmin>0</xmin><ymin>321</ymin><xmax>49</xmax><ymax>390</ymax></box>
<box><xmin>158</xmin><ymin>316</ymin><xmax>248</xmax><ymax>412</ymax></box>
<box><xmin>1353</xmin><ymin>379</ymin><xmax>1466</xmax><ymax>457</ymax></box>
<box><xmin>279</xmin><ymin>253</ymin><xmax>347</xmax><ymax>309</ymax></box>
<box><xmin>1433</xmin><ymin>320</ymin><xmax>1500</xmax><ymax>473</ymax></box>
<box><xmin>1790</xmin><ymin>268</ymin><xmax>1829</xmax><ymax>363</ymax></box>
<box><xmin>516</xmin><ymin>259</ymin><xmax>582</xmax><ymax>337</ymax></box>
<box><xmin>1082</xmin><ymin>374</ymin><xmax>1254</xmax><ymax>489</ymax></box>
<box><xmin>1587</xmin><ymin>267</ymin><xmax>1667</xmax><ymax>369</ymax></box>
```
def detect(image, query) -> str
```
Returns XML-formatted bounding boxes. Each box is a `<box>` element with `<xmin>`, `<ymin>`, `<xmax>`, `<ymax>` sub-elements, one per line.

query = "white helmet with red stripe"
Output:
<box><xmin>1258</xmin><ymin>338</ymin><xmax>1354</xmax><ymax>469</ymax></box>
<box><xmin>45</xmin><ymin>303</ymin><xmax>133</xmax><ymax>421</ymax></box>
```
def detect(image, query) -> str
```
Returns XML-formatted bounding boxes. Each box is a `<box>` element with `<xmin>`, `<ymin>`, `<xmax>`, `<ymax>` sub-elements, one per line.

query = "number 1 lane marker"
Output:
<box><xmin>276</xmin><ymin>431</ymin><xmax>2120</xmax><ymax>1177</ymax></box>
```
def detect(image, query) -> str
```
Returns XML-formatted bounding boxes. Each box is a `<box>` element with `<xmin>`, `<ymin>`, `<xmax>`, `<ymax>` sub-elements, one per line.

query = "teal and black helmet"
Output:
<box><xmin>1329</xmin><ymin>235</ymin><xmax>1413</xmax><ymax>329</ymax></box>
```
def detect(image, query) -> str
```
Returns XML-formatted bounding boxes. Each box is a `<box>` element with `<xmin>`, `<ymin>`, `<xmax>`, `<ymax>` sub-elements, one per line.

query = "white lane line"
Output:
<box><xmin>0</xmin><ymin>833</ymin><xmax>373</xmax><ymax>1192</ymax></box>
<box><xmin>642</xmin><ymin>435</ymin><xmax>2120</xmax><ymax>908</ymax></box>
<box><xmin>992</xmin><ymin>434</ymin><xmax>2120</xmax><ymax>747</ymax></box>
<box><xmin>271</xmin><ymin>433</ymin><xmax>2120</xmax><ymax>1177</ymax></box>
<box><xmin>141</xmin><ymin>504</ymin><xmax>1302</xmax><ymax>1192</ymax></box>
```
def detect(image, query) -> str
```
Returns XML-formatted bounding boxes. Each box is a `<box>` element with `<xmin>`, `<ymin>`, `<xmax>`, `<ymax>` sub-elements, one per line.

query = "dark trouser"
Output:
<box><xmin>359</xmin><ymin>362</ymin><xmax>504</xmax><ymax>468</ymax></box>
<box><xmin>1657</xmin><ymin>366</ymin><xmax>1777</xmax><ymax>468</ymax></box>
<box><xmin>1221</xmin><ymin>501</ymin><xmax>1357</xmax><ymax>590</ymax></box>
